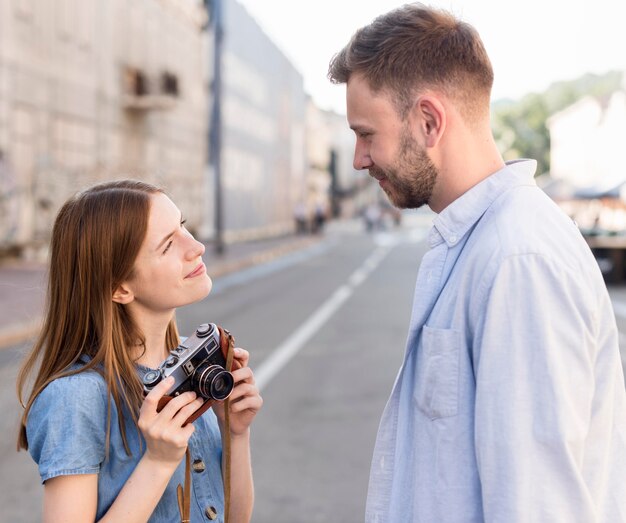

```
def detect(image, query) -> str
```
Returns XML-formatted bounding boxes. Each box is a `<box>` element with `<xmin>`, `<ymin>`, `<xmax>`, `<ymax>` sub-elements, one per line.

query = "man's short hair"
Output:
<box><xmin>328</xmin><ymin>3</ymin><xmax>494</xmax><ymax>122</ymax></box>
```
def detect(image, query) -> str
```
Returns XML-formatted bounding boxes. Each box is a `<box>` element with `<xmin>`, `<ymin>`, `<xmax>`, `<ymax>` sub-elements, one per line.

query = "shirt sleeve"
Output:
<box><xmin>26</xmin><ymin>372</ymin><xmax>108</xmax><ymax>483</ymax></box>
<box><xmin>474</xmin><ymin>253</ymin><xmax>599</xmax><ymax>522</ymax></box>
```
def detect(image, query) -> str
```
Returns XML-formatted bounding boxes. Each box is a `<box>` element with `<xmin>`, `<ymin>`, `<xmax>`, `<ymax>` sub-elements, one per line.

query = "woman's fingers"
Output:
<box><xmin>227</xmin><ymin>382</ymin><xmax>257</xmax><ymax>402</ymax></box>
<box><xmin>157</xmin><ymin>390</ymin><xmax>200</xmax><ymax>419</ymax></box>
<box><xmin>141</xmin><ymin>375</ymin><xmax>203</xmax><ymax>427</ymax></box>
<box><xmin>231</xmin><ymin>366</ymin><xmax>254</xmax><ymax>385</ymax></box>
<box><xmin>232</xmin><ymin>347</ymin><xmax>249</xmax><ymax>368</ymax></box>
<box><xmin>172</xmin><ymin>397</ymin><xmax>205</xmax><ymax>426</ymax></box>
<box><xmin>229</xmin><ymin>394</ymin><xmax>263</xmax><ymax>413</ymax></box>
<box><xmin>141</xmin><ymin>376</ymin><xmax>175</xmax><ymax>416</ymax></box>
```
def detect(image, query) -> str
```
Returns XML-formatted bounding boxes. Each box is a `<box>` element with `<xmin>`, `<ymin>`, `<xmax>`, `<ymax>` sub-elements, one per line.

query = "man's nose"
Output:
<box><xmin>353</xmin><ymin>143</ymin><xmax>373</xmax><ymax>170</ymax></box>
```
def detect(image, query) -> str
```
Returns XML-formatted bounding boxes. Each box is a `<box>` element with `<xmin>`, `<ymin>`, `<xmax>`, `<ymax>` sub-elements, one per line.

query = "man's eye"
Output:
<box><xmin>163</xmin><ymin>240</ymin><xmax>173</xmax><ymax>254</ymax></box>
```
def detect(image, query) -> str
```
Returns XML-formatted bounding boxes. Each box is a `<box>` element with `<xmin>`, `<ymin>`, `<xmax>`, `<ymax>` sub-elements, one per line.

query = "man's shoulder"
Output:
<box><xmin>463</xmin><ymin>184</ymin><xmax>598</xmax><ymax>283</ymax></box>
<box><xmin>477</xmin><ymin>185</ymin><xmax>583</xmax><ymax>253</ymax></box>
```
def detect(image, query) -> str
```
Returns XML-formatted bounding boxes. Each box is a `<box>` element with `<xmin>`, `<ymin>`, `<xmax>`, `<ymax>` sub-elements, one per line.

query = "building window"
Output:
<box><xmin>124</xmin><ymin>67</ymin><xmax>150</xmax><ymax>96</ymax></box>
<box><xmin>161</xmin><ymin>72</ymin><xmax>179</xmax><ymax>97</ymax></box>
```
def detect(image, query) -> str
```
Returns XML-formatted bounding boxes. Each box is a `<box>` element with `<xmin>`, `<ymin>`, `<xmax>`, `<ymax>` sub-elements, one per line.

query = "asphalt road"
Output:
<box><xmin>0</xmin><ymin>218</ymin><xmax>429</xmax><ymax>522</ymax></box>
<box><xmin>2</xmin><ymin>215</ymin><xmax>626</xmax><ymax>522</ymax></box>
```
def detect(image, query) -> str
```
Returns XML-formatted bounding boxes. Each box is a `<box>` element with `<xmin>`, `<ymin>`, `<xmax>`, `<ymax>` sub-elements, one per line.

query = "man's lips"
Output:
<box><xmin>369</xmin><ymin>169</ymin><xmax>387</xmax><ymax>182</ymax></box>
<box><xmin>185</xmin><ymin>263</ymin><xmax>206</xmax><ymax>278</ymax></box>
<box><xmin>371</xmin><ymin>173</ymin><xmax>389</xmax><ymax>188</ymax></box>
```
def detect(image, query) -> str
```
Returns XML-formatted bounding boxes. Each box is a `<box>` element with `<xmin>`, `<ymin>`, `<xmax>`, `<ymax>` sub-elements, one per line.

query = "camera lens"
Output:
<box><xmin>193</xmin><ymin>364</ymin><xmax>234</xmax><ymax>400</ymax></box>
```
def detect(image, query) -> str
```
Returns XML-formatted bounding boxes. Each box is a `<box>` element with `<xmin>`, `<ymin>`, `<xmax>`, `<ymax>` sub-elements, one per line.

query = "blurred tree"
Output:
<box><xmin>491</xmin><ymin>70</ymin><xmax>624</xmax><ymax>176</ymax></box>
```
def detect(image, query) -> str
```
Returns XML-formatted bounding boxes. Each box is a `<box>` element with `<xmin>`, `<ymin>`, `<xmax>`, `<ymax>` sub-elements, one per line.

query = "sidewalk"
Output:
<box><xmin>0</xmin><ymin>232</ymin><xmax>322</xmax><ymax>350</ymax></box>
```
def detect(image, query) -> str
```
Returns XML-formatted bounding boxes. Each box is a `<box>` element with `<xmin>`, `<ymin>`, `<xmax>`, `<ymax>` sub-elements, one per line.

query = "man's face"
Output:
<box><xmin>346</xmin><ymin>74</ymin><xmax>439</xmax><ymax>209</ymax></box>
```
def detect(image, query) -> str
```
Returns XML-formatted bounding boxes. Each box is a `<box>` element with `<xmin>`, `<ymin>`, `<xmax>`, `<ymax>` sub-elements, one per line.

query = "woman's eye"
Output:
<box><xmin>181</xmin><ymin>219</ymin><xmax>187</xmax><ymax>228</ymax></box>
<box><xmin>163</xmin><ymin>240</ymin><xmax>173</xmax><ymax>254</ymax></box>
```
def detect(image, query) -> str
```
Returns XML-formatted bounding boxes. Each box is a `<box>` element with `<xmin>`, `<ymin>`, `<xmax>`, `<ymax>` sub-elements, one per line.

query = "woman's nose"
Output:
<box><xmin>185</xmin><ymin>232</ymin><xmax>205</xmax><ymax>259</ymax></box>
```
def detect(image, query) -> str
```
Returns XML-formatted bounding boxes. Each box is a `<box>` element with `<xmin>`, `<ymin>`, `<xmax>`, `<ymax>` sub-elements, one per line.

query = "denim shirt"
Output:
<box><xmin>365</xmin><ymin>160</ymin><xmax>626</xmax><ymax>522</ymax></box>
<box><xmin>27</xmin><ymin>364</ymin><xmax>226</xmax><ymax>522</ymax></box>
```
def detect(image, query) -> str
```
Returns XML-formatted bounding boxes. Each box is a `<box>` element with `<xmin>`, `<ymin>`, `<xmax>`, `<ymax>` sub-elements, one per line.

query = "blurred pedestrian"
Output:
<box><xmin>293</xmin><ymin>200</ymin><xmax>308</xmax><ymax>234</ymax></box>
<box><xmin>16</xmin><ymin>180</ymin><xmax>262</xmax><ymax>522</ymax></box>
<box><xmin>364</xmin><ymin>203</ymin><xmax>381</xmax><ymax>232</ymax></box>
<box><xmin>312</xmin><ymin>201</ymin><xmax>327</xmax><ymax>234</ymax></box>
<box><xmin>329</xmin><ymin>4</ymin><xmax>626</xmax><ymax>522</ymax></box>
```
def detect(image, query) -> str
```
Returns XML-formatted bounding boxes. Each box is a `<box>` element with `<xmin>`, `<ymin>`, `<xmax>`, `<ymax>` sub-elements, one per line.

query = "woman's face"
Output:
<box><xmin>121</xmin><ymin>193</ymin><xmax>212</xmax><ymax>314</ymax></box>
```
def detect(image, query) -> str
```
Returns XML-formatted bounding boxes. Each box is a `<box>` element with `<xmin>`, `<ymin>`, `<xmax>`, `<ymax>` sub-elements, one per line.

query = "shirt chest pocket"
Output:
<box><xmin>414</xmin><ymin>326</ymin><xmax>461</xmax><ymax>420</ymax></box>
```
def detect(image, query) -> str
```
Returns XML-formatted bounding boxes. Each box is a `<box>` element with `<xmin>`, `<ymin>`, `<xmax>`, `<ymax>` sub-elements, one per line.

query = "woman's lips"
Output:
<box><xmin>186</xmin><ymin>263</ymin><xmax>206</xmax><ymax>278</ymax></box>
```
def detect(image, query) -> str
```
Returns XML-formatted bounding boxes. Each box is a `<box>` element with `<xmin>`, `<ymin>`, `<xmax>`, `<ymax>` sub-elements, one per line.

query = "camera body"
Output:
<box><xmin>143</xmin><ymin>323</ymin><xmax>235</xmax><ymax>408</ymax></box>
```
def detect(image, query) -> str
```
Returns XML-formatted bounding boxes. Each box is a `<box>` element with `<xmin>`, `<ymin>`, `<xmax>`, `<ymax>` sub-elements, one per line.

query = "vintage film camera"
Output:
<box><xmin>142</xmin><ymin>323</ymin><xmax>239</xmax><ymax>423</ymax></box>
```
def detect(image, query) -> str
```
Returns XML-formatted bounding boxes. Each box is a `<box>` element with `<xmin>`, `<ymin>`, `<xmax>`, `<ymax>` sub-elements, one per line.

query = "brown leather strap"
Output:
<box><xmin>220</xmin><ymin>327</ymin><xmax>235</xmax><ymax>523</ymax></box>
<box><xmin>177</xmin><ymin>448</ymin><xmax>191</xmax><ymax>523</ymax></box>
<box><xmin>175</xmin><ymin>327</ymin><xmax>236</xmax><ymax>523</ymax></box>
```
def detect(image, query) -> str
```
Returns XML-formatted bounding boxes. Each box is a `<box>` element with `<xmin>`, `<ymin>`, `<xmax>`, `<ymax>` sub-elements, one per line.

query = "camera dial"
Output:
<box><xmin>196</xmin><ymin>323</ymin><xmax>212</xmax><ymax>337</ymax></box>
<box><xmin>193</xmin><ymin>363</ymin><xmax>234</xmax><ymax>400</ymax></box>
<box><xmin>143</xmin><ymin>369</ymin><xmax>162</xmax><ymax>388</ymax></box>
<box><xmin>164</xmin><ymin>355</ymin><xmax>178</xmax><ymax>367</ymax></box>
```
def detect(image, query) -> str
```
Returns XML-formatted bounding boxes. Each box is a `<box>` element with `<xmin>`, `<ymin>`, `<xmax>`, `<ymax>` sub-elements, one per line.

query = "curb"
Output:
<box><xmin>0</xmin><ymin>235</ymin><xmax>321</xmax><ymax>350</ymax></box>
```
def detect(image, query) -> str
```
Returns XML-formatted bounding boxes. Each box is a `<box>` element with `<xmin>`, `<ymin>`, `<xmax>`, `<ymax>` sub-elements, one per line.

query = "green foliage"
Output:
<box><xmin>491</xmin><ymin>70</ymin><xmax>624</xmax><ymax>176</ymax></box>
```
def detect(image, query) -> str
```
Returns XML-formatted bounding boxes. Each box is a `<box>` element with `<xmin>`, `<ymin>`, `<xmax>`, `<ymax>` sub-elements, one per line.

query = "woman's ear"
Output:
<box><xmin>412</xmin><ymin>95</ymin><xmax>446</xmax><ymax>148</ymax></box>
<box><xmin>112</xmin><ymin>283</ymin><xmax>134</xmax><ymax>305</ymax></box>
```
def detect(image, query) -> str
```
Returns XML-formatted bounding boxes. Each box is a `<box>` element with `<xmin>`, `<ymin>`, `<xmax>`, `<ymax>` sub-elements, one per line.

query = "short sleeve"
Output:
<box><xmin>26</xmin><ymin>372</ymin><xmax>108</xmax><ymax>483</ymax></box>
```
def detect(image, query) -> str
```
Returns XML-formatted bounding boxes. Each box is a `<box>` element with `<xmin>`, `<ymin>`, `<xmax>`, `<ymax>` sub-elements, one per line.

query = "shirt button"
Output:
<box><xmin>205</xmin><ymin>506</ymin><xmax>218</xmax><ymax>520</ymax></box>
<box><xmin>449</xmin><ymin>235</ymin><xmax>457</xmax><ymax>243</ymax></box>
<box><xmin>192</xmin><ymin>459</ymin><xmax>206</xmax><ymax>473</ymax></box>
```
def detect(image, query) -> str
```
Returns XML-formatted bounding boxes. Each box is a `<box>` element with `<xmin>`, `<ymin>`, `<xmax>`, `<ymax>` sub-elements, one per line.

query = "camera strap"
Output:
<box><xmin>222</xmin><ymin>328</ymin><xmax>235</xmax><ymax>523</ymax></box>
<box><xmin>176</xmin><ymin>327</ymin><xmax>235</xmax><ymax>523</ymax></box>
<box><xmin>177</xmin><ymin>450</ymin><xmax>191</xmax><ymax>523</ymax></box>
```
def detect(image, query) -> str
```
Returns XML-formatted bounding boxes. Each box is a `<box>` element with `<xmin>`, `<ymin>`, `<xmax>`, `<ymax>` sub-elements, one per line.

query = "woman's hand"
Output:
<box><xmin>138</xmin><ymin>376</ymin><xmax>204</xmax><ymax>466</ymax></box>
<box><xmin>213</xmin><ymin>348</ymin><xmax>263</xmax><ymax>437</ymax></box>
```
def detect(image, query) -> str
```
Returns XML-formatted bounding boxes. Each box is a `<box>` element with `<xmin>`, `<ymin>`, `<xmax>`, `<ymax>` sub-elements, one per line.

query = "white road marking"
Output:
<box><xmin>254</xmin><ymin>245</ymin><xmax>392</xmax><ymax>391</ymax></box>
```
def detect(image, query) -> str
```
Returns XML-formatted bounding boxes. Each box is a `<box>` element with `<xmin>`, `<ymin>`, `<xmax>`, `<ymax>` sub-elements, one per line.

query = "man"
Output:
<box><xmin>328</xmin><ymin>4</ymin><xmax>626</xmax><ymax>522</ymax></box>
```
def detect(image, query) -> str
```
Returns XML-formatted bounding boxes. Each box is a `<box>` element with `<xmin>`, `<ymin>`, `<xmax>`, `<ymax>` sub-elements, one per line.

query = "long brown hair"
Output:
<box><xmin>17</xmin><ymin>180</ymin><xmax>179</xmax><ymax>452</ymax></box>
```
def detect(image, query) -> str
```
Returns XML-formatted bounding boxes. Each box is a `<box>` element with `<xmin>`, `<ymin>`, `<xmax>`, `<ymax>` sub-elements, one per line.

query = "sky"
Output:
<box><xmin>238</xmin><ymin>0</ymin><xmax>626</xmax><ymax>114</ymax></box>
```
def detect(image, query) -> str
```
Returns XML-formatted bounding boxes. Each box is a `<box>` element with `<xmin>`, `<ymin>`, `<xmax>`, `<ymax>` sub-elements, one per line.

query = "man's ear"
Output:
<box><xmin>112</xmin><ymin>283</ymin><xmax>134</xmax><ymax>305</ymax></box>
<box><xmin>412</xmin><ymin>95</ymin><xmax>446</xmax><ymax>148</ymax></box>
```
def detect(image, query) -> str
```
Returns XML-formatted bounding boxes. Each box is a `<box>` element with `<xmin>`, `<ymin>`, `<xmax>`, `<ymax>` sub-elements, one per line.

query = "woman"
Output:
<box><xmin>17</xmin><ymin>180</ymin><xmax>262</xmax><ymax>522</ymax></box>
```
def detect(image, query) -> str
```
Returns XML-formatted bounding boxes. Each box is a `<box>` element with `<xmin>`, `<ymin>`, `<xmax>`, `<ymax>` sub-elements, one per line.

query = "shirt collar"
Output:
<box><xmin>430</xmin><ymin>159</ymin><xmax>537</xmax><ymax>248</ymax></box>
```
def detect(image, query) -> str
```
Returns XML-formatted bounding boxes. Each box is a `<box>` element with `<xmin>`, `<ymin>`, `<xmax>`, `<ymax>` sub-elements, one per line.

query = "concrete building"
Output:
<box><xmin>0</xmin><ymin>0</ymin><xmax>208</xmax><ymax>255</ymax></box>
<box><xmin>212</xmin><ymin>0</ymin><xmax>307</xmax><ymax>242</ymax></box>
<box><xmin>304</xmin><ymin>98</ymin><xmax>367</xmax><ymax>222</ymax></box>
<box><xmin>0</xmin><ymin>0</ymin><xmax>348</xmax><ymax>253</ymax></box>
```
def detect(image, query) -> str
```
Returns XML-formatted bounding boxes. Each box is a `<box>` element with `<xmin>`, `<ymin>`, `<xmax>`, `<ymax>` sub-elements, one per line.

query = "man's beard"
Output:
<box><xmin>370</xmin><ymin>128</ymin><xmax>438</xmax><ymax>209</ymax></box>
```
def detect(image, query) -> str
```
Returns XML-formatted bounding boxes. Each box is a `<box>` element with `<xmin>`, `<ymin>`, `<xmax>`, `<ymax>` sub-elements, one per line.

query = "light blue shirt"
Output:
<box><xmin>27</xmin><ymin>364</ymin><xmax>226</xmax><ymax>522</ymax></box>
<box><xmin>365</xmin><ymin>160</ymin><xmax>626</xmax><ymax>522</ymax></box>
